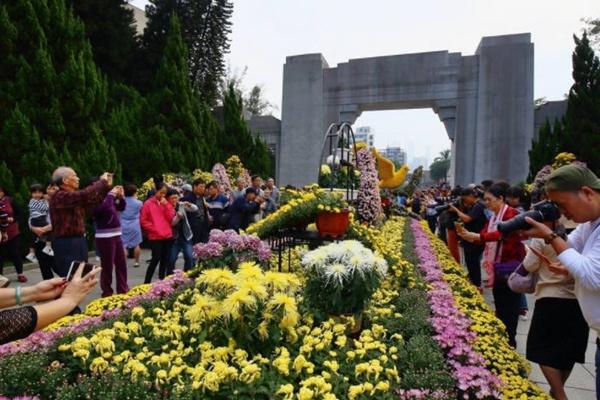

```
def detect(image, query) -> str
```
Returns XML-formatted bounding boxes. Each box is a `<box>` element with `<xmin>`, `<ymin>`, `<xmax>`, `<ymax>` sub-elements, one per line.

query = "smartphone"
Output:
<box><xmin>526</xmin><ymin>245</ymin><xmax>552</xmax><ymax>266</ymax></box>
<box><xmin>66</xmin><ymin>261</ymin><xmax>96</xmax><ymax>281</ymax></box>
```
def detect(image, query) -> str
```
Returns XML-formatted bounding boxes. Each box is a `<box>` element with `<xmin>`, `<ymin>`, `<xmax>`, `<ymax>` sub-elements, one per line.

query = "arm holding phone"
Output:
<box><xmin>34</xmin><ymin>263</ymin><xmax>100</xmax><ymax>330</ymax></box>
<box><xmin>0</xmin><ymin>263</ymin><xmax>100</xmax><ymax>344</ymax></box>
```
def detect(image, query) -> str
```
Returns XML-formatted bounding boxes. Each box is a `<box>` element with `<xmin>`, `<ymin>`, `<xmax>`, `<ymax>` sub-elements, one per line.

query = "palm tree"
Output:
<box><xmin>430</xmin><ymin>149</ymin><xmax>451</xmax><ymax>182</ymax></box>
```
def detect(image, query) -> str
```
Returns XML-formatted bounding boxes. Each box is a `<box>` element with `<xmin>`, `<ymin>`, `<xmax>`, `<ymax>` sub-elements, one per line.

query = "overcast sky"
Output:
<box><xmin>131</xmin><ymin>0</ymin><xmax>598</xmax><ymax>166</ymax></box>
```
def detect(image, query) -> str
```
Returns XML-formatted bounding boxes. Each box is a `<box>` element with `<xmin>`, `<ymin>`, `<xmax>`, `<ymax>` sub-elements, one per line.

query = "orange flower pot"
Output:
<box><xmin>316</xmin><ymin>210</ymin><xmax>350</xmax><ymax>238</ymax></box>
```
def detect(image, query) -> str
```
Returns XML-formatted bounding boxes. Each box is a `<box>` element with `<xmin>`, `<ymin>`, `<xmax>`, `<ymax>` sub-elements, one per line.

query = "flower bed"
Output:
<box><xmin>411</xmin><ymin>220</ymin><xmax>550</xmax><ymax>399</ymax></box>
<box><xmin>0</xmin><ymin>217</ymin><xmax>548</xmax><ymax>399</ymax></box>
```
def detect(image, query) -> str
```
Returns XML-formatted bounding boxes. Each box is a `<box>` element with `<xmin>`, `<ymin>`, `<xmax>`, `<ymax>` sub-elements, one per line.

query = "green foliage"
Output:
<box><xmin>562</xmin><ymin>32</ymin><xmax>600</xmax><ymax>175</ymax></box>
<box><xmin>429</xmin><ymin>149</ymin><xmax>451</xmax><ymax>183</ymax></box>
<box><xmin>142</xmin><ymin>0</ymin><xmax>233</xmax><ymax>104</ymax></box>
<box><xmin>66</xmin><ymin>0</ymin><xmax>140</xmax><ymax>85</ymax></box>
<box><xmin>528</xmin><ymin>119</ymin><xmax>562</xmax><ymax>180</ymax></box>
<box><xmin>0</xmin><ymin>0</ymin><xmax>120</xmax><ymax>203</ymax></box>
<box><xmin>145</xmin><ymin>14</ymin><xmax>211</xmax><ymax>173</ymax></box>
<box><xmin>529</xmin><ymin>32</ymin><xmax>600</xmax><ymax>178</ymax></box>
<box><xmin>220</xmin><ymin>83</ymin><xmax>272</xmax><ymax>177</ymax></box>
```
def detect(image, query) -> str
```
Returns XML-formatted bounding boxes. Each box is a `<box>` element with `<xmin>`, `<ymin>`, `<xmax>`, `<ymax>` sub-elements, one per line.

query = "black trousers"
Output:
<box><xmin>52</xmin><ymin>236</ymin><xmax>88</xmax><ymax>277</ymax></box>
<box><xmin>34</xmin><ymin>240</ymin><xmax>58</xmax><ymax>280</ymax></box>
<box><xmin>463</xmin><ymin>245</ymin><xmax>484</xmax><ymax>287</ymax></box>
<box><xmin>0</xmin><ymin>235</ymin><xmax>23</xmax><ymax>275</ymax></box>
<box><xmin>145</xmin><ymin>239</ymin><xmax>173</xmax><ymax>283</ymax></box>
<box><xmin>493</xmin><ymin>281</ymin><xmax>521</xmax><ymax>347</ymax></box>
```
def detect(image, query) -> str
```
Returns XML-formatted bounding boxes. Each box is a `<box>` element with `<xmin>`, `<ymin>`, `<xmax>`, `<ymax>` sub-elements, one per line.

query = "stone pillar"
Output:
<box><xmin>279</xmin><ymin>54</ymin><xmax>328</xmax><ymax>187</ymax></box>
<box><xmin>474</xmin><ymin>34</ymin><xmax>534</xmax><ymax>183</ymax></box>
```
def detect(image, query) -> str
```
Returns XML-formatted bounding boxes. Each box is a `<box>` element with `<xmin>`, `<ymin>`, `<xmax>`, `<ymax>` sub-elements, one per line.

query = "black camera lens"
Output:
<box><xmin>497</xmin><ymin>201</ymin><xmax>561</xmax><ymax>235</ymax></box>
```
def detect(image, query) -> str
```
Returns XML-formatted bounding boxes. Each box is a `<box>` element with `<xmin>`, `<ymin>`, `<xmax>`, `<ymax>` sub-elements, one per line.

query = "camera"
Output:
<box><xmin>497</xmin><ymin>200</ymin><xmax>561</xmax><ymax>235</ymax></box>
<box><xmin>435</xmin><ymin>199</ymin><xmax>461</xmax><ymax>214</ymax></box>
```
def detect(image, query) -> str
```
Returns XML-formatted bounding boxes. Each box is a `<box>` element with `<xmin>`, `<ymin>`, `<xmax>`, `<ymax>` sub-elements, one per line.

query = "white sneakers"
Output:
<box><xmin>0</xmin><ymin>275</ymin><xmax>9</xmax><ymax>288</ymax></box>
<box><xmin>42</xmin><ymin>244</ymin><xmax>54</xmax><ymax>256</ymax></box>
<box><xmin>25</xmin><ymin>252</ymin><xmax>38</xmax><ymax>263</ymax></box>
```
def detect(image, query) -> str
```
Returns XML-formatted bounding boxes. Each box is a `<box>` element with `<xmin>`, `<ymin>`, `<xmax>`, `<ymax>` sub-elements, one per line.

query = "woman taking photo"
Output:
<box><xmin>457</xmin><ymin>183</ymin><xmax>525</xmax><ymax>347</ymax></box>
<box><xmin>140</xmin><ymin>182</ymin><xmax>175</xmax><ymax>283</ymax></box>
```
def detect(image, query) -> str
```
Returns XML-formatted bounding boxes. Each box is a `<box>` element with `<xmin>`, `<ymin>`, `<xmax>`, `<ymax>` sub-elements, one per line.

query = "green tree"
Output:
<box><xmin>244</xmin><ymin>85</ymin><xmax>274</xmax><ymax>116</ymax></box>
<box><xmin>66</xmin><ymin>0</ymin><xmax>140</xmax><ymax>85</ymax></box>
<box><xmin>428</xmin><ymin>149</ymin><xmax>450</xmax><ymax>182</ymax></box>
<box><xmin>528</xmin><ymin>119</ymin><xmax>562</xmax><ymax>180</ymax></box>
<box><xmin>219</xmin><ymin>83</ymin><xmax>271</xmax><ymax>176</ymax></box>
<box><xmin>145</xmin><ymin>14</ymin><xmax>212</xmax><ymax>173</ymax></box>
<box><xmin>142</xmin><ymin>0</ymin><xmax>233</xmax><ymax>103</ymax></box>
<box><xmin>561</xmin><ymin>32</ymin><xmax>600</xmax><ymax>174</ymax></box>
<box><xmin>583</xmin><ymin>17</ymin><xmax>600</xmax><ymax>49</ymax></box>
<box><xmin>0</xmin><ymin>0</ymin><xmax>120</xmax><ymax>201</ymax></box>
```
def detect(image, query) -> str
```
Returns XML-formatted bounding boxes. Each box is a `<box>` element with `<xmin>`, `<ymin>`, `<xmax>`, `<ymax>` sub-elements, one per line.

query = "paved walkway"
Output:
<box><xmin>2</xmin><ymin>253</ymin><xmax>598</xmax><ymax>398</ymax></box>
<box><xmin>483</xmin><ymin>289</ymin><xmax>597</xmax><ymax>400</ymax></box>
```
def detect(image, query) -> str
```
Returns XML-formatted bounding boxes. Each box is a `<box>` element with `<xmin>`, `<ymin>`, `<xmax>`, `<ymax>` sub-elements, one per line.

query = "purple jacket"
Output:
<box><xmin>93</xmin><ymin>193</ymin><xmax>126</xmax><ymax>237</ymax></box>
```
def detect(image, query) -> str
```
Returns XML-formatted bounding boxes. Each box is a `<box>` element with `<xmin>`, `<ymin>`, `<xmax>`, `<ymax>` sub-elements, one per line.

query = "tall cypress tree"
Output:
<box><xmin>220</xmin><ymin>83</ymin><xmax>271</xmax><ymax>176</ymax></box>
<box><xmin>142</xmin><ymin>0</ymin><xmax>233</xmax><ymax>103</ymax></box>
<box><xmin>528</xmin><ymin>119</ymin><xmax>561</xmax><ymax>180</ymax></box>
<box><xmin>145</xmin><ymin>14</ymin><xmax>211</xmax><ymax>172</ymax></box>
<box><xmin>562</xmin><ymin>32</ymin><xmax>600</xmax><ymax>174</ymax></box>
<box><xmin>0</xmin><ymin>0</ymin><xmax>120</xmax><ymax>200</ymax></box>
<box><xmin>66</xmin><ymin>0</ymin><xmax>140</xmax><ymax>85</ymax></box>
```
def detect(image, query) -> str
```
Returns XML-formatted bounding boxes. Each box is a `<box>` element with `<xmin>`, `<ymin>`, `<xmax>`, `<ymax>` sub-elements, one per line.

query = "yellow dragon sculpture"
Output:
<box><xmin>371</xmin><ymin>148</ymin><xmax>410</xmax><ymax>189</ymax></box>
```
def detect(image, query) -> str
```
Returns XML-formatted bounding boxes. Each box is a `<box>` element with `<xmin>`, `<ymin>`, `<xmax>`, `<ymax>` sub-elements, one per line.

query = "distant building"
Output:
<box><xmin>354</xmin><ymin>126</ymin><xmax>374</xmax><ymax>148</ymax></box>
<box><xmin>125</xmin><ymin>3</ymin><xmax>147</xmax><ymax>35</ymax></box>
<box><xmin>380</xmin><ymin>147</ymin><xmax>407</xmax><ymax>166</ymax></box>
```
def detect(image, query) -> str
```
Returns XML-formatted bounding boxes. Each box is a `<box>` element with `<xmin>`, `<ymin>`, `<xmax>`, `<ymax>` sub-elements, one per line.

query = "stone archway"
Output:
<box><xmin>278</xmin><ymin>33</ymin><xmax>533</xmax><ymax>187</ymax></box>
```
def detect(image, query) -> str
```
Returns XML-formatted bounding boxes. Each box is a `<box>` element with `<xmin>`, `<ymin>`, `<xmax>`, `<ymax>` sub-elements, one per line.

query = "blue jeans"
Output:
<box><xmin>170</xmin><ymin>238</ymin><xmax>194</xmax><ymax>271</ymax></box>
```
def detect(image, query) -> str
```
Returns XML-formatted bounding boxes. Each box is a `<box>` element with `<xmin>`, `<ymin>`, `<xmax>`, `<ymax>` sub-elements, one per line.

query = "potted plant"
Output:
<box><xmin>315</xmin><ymin>191</ymin><xmax>350</xmax><ymax>238</ymax></box>
<box><xmin>301</xmin><ymin>240</ymin><xmax>387</xmax><ymax>332</ymax></box>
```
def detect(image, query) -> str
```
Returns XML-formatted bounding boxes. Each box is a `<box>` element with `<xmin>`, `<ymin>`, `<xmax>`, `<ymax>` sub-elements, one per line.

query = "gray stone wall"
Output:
<box><xmin>279</xmin><ymin>34</ymin><xmax>534</xmax><ymax>186</ymax></box>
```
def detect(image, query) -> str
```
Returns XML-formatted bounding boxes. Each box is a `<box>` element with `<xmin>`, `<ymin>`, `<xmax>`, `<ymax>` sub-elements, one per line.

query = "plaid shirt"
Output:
<box><xmin>49</xmin><ymin>180</ymin><xmax>109</xmax><ymax>238</ymax></box>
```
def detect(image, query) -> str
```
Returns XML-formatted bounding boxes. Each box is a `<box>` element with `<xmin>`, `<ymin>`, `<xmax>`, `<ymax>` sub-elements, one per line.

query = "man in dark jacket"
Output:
<box><xmin>181</xmin><ymin>178</ymin><xmax>209</xmax><ymax>244</ymax></box>
<box><xmin>228</xmin><ymin>188</ymin><xmax>262</xmax><ymax>232</ymax></box>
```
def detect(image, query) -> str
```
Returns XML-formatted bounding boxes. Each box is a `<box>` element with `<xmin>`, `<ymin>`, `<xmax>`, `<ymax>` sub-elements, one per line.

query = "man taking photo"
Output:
<box><xmin>449</xmin><ymin>187</ymin><xmax>488</xmax><ymax>289</ymax></box>
<box><xmin>523</xmin><ymin>164</ymin><xmax>600</xmax><ymax>397</ymax></box>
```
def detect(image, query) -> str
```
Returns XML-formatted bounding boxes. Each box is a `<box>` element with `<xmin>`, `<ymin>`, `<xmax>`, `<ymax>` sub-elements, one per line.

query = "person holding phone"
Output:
<box><xmin>167</xmin><ymin>190</ymin><xmax>198</xmax><ymax>272</ymax></box>
<box><xmin>0</xmin><ymin>263</ymin><xmax>100</xmax><ymax>345</ymax></box>
<box><xmin>140</xmin><ymin>182</ymin><xmax>175</xmax><ymax>283</ymax></box>
<box><xmin>93</xmin><ymin>185</ymin><xmax>128</xmax><ymax>297</ymax></box>
<box><xmin>48</xmin><ymin>167</ymin><xmax>112</xmax><ymax>278</ymax></box>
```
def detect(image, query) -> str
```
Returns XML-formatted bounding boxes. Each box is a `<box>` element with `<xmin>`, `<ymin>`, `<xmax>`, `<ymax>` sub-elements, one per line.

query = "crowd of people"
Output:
<box><xmin>0</xmin><ymin>166</ymin><xmax>281</xmax><ymax>345</ymax></box>
<box><xmin>406</xmin><ymin>166</ymin><xmax>600</xmax><ymax>400</ymax></box>
<box><xmin>1</xmin><ymin>163</ymin><xmax>599</xmax><ymax>399</ymax></box>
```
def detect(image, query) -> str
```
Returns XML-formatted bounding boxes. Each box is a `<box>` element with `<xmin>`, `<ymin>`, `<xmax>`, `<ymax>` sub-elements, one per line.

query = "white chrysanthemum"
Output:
<box><xmin>324</xmin><ymin>263</ymin><xmax>348</xmax><ymax>287</ymax></box>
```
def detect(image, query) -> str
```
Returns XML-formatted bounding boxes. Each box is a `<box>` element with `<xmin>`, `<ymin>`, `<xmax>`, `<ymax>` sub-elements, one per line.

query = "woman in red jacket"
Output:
<box><xmin>140</xmin><ymin>183</ymin><xmax>175</xmax><ymax>283</ymax></box>
<box><xmin>458</xmin><ymin>183</ymin><xmax>526</xmax><ymax>347</ymax></box>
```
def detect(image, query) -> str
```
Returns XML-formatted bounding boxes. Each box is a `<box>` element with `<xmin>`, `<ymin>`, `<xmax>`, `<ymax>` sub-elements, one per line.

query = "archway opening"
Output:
<box><xmin>352</xmin><ymin>108</ymin><xmax>452</xmax><ymax>185</ymax></box>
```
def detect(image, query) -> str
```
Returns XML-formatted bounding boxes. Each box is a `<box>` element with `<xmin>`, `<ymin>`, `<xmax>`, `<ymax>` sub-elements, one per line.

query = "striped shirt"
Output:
<box><xmin>28</xmin><ymin>198</ymin><xmax>49</xmax><ymax>220</ymax></box>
